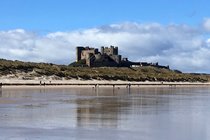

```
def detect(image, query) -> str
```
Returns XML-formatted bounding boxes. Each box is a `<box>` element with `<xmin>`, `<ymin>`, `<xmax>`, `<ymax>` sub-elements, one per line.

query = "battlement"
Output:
<box><xmin>101</xmin><ymin>45</ymin><xmax>118</xmax><ymax>55</ymax></box>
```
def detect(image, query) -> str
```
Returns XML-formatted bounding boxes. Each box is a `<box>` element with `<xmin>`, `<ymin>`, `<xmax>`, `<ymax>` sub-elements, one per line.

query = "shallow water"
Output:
<box><xmin>0</xmin><ymin>86</ymin><xmax>210</xmax><ymax>140</ymax></box>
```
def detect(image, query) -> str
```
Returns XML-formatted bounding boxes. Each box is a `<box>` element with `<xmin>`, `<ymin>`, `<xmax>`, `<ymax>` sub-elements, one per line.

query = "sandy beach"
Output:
<box><xmin>1</xmin><ymin>78</ymin><xmax>210</xmax><ymax>88</ymax></box>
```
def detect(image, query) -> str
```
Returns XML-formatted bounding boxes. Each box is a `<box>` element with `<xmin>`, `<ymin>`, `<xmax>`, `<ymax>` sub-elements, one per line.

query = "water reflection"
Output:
<box><xmin>0</xmin><ymin>86</ymin><xmax>210</xmax><ymax>140</ymax></box>
<box><xmin>75</xmin><ymin>87</ymin><xmax>175</xmax><ymax>128</ymax></box>
<box><xmin>76</xmin><ymin>96</ymin><xmax>130</xmax><ymax>128</ymax></box>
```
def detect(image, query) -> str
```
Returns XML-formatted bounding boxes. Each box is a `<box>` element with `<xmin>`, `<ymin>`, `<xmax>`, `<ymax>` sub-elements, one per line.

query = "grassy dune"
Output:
<box><xmin>0</xmin><ymin>59</ymin><xmax>209</xmax><ymax>82</ymax></box>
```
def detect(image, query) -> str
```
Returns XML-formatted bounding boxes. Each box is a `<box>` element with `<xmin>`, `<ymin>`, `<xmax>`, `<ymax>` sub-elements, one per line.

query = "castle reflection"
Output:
<box><xmin>75</xmin><ymin>87</ymin><xmax>172</xmax><ymax>128</ymax></box>
<box><xmin>75</xmin><ymin>87</ymin><xmax>131</xmax><ymax>128</ymax></box>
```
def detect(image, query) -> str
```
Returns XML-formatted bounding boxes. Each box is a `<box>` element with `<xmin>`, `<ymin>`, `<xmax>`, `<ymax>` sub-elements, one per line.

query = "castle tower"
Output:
<box><xmin>113</xmin><ymin>46</ymin><xmax>118</xmax><ymax>55</ymax></box>
<box><xmin>110</xmin><ymin>45</ymin><xmax>114</xmax><ymax>55</ymax></box>
<box><xmin>101</xmin><ymin>46</ymin><xmax>104</xmax><ymax>55</ymax></box>
<box><xmin>76</xmin><ymin>46</ymin><xmax>84</xmax><ymax>62</ymax></box>
<box><xmin>109</xmin><ymin>45</ymin><xmax>118</xmax><ymax>55</ymax></box>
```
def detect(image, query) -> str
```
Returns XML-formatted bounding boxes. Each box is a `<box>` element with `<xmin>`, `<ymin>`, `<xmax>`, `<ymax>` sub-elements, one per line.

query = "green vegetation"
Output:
<box><xmin>0</xmin><ymin>59</ymin><xmax>210</xmax><ymax>82</ymax></box>
<box><xmin>69</xmin><ymin>60</ymin><xmax>87</xmax><ymax>67</ymax></box>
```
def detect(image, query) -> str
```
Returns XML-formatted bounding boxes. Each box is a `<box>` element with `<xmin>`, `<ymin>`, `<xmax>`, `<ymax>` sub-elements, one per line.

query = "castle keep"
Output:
<box><xmin>75</xmin><ymin>46</ymin><xmax>169</xmax><ymax>69</ymax></box>
<box><xmin>76</xmin><ymin>46</ymin><xmax>122</xmax><ymax>67</ymax></box>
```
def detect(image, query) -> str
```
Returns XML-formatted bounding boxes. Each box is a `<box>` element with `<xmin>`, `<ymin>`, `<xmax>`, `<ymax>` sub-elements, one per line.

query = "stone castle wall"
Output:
<box><xmin>75</xmin><ymin>45</ymin><xmax>169</xmax><ymax>69</ymax></box>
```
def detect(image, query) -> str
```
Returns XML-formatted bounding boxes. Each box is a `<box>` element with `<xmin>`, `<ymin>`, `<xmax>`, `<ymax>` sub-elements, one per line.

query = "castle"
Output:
<box><xmin>76</xmin><ymin>46</ymin><xmax>169</xmax><ymax>69</ymax></box>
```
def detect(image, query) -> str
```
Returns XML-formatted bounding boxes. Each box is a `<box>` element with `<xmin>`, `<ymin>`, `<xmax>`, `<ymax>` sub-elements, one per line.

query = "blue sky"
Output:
<box><xmin>1</xmin><ymin>0</ymin><xmax>210</xmax><ymax>73</ymax></box>
<box><xmin>0</xmin><ymin>0</ymin><xmax>209</xmax><ymax>31</ymax></box>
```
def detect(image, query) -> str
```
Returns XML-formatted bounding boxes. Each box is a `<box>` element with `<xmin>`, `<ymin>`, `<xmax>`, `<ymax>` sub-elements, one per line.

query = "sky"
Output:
<box><xmin>0</xmin><ymin>0</ymin><xmax>210</xmax><ymax>73</ymax></box>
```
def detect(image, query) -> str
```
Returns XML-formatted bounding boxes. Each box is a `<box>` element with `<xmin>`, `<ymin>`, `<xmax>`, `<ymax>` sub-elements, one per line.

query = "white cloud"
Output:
<box><xmin>207</xmin><ymin>39</ymin><xmax>210</xmax><ymax>47</ymax></box>
<box><xmin>0</xmin><ymin>21</ymin><xmax>210</xmax><ymax>73</ymax></box>
<box><xmin>203</xmin><ymin>18</ymin><xmax>210</xmax><ymax>32</ymax></box>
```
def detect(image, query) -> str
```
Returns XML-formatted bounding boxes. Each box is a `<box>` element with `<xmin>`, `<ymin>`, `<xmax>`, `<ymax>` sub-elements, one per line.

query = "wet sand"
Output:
<box><xmin>1</xmin><ymin>86</ymin><xmax>210</xmax><ymax>140</ymax></box>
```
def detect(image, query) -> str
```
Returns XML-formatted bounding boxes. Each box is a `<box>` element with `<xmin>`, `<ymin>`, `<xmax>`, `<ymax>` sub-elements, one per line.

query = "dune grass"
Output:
<box><xmin>0</xmin><ymin>59</ymin><xmax>209</xmax><ymax>82</ymax></box>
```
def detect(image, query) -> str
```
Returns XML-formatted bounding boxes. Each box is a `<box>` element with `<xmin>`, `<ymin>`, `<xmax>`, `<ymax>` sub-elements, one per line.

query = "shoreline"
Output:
<box><xmin>1</xmin><ymin>79</ymin><xmax>210</xmax><ymax>88</ymax></box>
